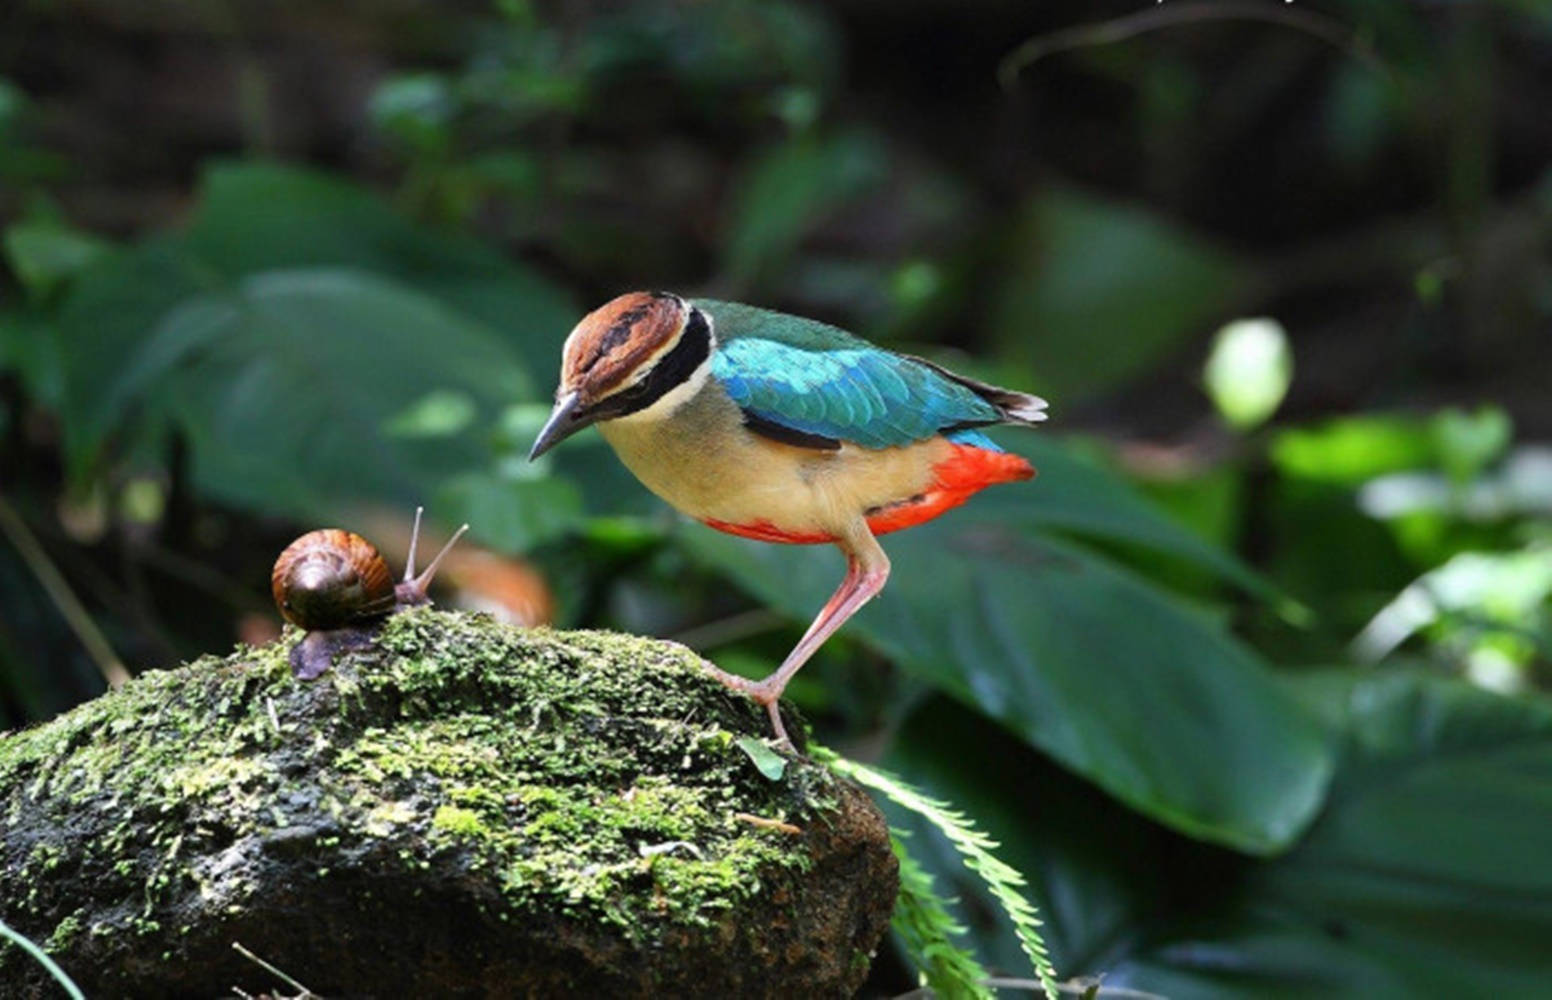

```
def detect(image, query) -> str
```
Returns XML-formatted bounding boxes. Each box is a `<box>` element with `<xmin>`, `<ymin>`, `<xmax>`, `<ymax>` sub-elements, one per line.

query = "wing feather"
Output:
<box><xmin>703</xmin><ymin>300</ymin><xmax>1010</xmax><ymax>450</ymax></box>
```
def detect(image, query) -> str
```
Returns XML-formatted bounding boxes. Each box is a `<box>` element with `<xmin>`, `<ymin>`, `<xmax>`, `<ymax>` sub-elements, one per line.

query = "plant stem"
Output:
<box><xmin>0</xmin><ymin>914</ymin><xmax>86</xmax><ymax>1000</ymax></box>
<box><xmin>231</xmin><ymin>941</ymin><xmax>317</xmax><ymax>998</ymax></box>
<box><xmin>0</xmin><ymin>493</ymin><xmax>130</xmax><ymax>689</ymax></box>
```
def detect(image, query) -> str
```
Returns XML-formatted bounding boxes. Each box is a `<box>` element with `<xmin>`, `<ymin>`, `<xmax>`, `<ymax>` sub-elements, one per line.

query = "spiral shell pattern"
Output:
<box><xmin>271</xmin><ymin>529</ymin><xmax>395</xmax><ymax>630</ymax></box>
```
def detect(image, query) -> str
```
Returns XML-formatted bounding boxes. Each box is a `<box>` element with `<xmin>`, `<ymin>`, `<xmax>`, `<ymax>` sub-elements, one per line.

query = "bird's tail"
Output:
<box><xmin>909</xmin><ymin>356</ymin><xmax>1050</xmax><ymax>427</ymax></box>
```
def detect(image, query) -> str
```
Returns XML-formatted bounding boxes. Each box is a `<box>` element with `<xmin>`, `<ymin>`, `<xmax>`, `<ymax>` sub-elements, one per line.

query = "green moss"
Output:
<box><xmin>45</xmin><ymin>911</ymin><xmax>84</xmax><ymax>953</ymax></box>
<box><xmin>0</xmin><ymin>609</ymin><xmax>839</xmax><ymax>952</ymax></box>
<box><xmin>432</xmin><ymin>804</ymin><xmax>486</xmax><ymax>837</ymax></box>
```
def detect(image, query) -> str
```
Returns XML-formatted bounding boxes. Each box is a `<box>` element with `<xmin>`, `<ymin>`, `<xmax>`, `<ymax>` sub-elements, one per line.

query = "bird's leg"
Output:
<box><xmin>709</xmin><ymin>526</ymin><xmax>891</xmax><ymax>747</ymax></box>
<box><xmin>700</xmin><ymin>556</ymin><xmax>863</xmax><ymax>693</ymax></box>
<box><xmin>394</xmin><ymin>506</ymin><xmax>471</xmax><ymax>606</ymax></box>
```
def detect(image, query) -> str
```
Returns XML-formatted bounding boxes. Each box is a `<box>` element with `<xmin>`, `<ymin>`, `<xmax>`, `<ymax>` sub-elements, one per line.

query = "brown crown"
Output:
<box><xmin>560</xmin><ymin>291</ymin><xmax>689</xmax><ymax>400</ymax></box>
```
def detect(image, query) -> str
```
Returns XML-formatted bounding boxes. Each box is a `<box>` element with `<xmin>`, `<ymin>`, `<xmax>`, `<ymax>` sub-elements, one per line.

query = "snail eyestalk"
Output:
<box><xmin>404</xmin><ymin>506</ymin><xmax>424</xmax><ymax>587</ymax></box>
<box><xmin>397</xmin><ymin>521</ymin><xmax>470</xmax><ymax>606</ymax></box>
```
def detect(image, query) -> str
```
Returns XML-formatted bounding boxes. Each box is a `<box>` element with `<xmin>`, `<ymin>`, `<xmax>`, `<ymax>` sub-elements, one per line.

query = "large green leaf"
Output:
<box><xmin>881</xmin><ymin>673</ymin><xmax>1552</xmax><ymax>998</ymax></box>
<box><xmin>3</xmin><ymin>216</ymin><xmax>112</xmax><ymax>300</ymax></box>
<box><xmin>723</xmin><ymin>132</ymin><xmax>886</xmax><ymax>291</ymax></box>
<box><xmin>989</xmin><ymin>434</ymin><xmax>1275</xmax><ymax>598</ymax></box>
<box><xmin>55</xmin><ymin>163</ymin><xmax>577</xmax><ymax>473</ymax></box>
<box><xmin>1110</xmin><ymin>671</ymin><xmax>1552</xmax><ymax>998</ymax></box>
<box><xmin>680</xmin><ymin>473</ymin><xmax>1332</xmax><ymax>852</ymax></box>
<box><xmin>55</xmin><ymin>236</ymin><xmax>215</xmax><ymax>465</ymax></box>
<box><xmin>182</xmin><ymin>162</ymin><xmax>578</xmax><ymax>380</ymax></box>
<box><xmin>48</xmin><ymin>163</ymin><xmax>580</xmax><ymax>525</ymax></box>
<box><xmin>91</xmin><ymin>268</ymin><xmax>532</xmax><ymax>518</ymax></box>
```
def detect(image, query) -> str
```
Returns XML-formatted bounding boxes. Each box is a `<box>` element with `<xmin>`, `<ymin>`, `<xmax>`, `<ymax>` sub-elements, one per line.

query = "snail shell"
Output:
<box><xmin>271</xmin><ymin>529</ymin><xmax>396</xmax><ymax>631</ymax></box>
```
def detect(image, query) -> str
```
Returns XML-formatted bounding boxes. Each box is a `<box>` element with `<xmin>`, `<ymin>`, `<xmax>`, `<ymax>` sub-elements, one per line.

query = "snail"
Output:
<box><xmin>272</xmin><ymin>507</ymin><xmax>469</xmax><ymax>679</ymax></box>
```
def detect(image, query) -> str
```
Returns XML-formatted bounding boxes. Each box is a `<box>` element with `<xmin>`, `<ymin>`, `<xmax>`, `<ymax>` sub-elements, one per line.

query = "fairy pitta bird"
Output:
<box><xmin>530</xmin><ymin>292</ymin><xmax>1047</xmax><ymax>745</ymax></box>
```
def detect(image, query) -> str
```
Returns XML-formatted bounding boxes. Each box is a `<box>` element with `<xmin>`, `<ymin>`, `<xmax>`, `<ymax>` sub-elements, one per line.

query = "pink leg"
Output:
<box><xmin>706</xmin><ymin>526</ymin><xmax>891</xmax><ymax>746</ymax></box>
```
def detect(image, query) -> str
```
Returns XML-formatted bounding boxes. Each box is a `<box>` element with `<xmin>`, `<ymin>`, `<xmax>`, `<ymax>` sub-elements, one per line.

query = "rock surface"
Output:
<box><xmin>0</xmin><ymin>609</ymin><xmax>897</xmax><ymax>998</ymax></box>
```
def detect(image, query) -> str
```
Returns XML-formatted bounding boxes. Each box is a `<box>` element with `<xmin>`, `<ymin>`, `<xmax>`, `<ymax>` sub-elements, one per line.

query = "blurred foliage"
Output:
<box><xmin>2</xmin><ymin>0</ymin><xmax>1551</xmax><ymax>995</ymax></box>
<box><xmin>1204</xmin><ymin>318</ymin><xmax>1293</xmax><ymax>431</ymax></box>
<box><xmin>992</xmin><ymin>189</ymin><xmax>1255</xmax><ymax>400</ymax></box>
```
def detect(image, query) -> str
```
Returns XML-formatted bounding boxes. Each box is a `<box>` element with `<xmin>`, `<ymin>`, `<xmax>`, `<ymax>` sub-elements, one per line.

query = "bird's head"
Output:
<box><xmin>529</xmin><ymin>291</ymin><xmax>714</xmax><ymax>460</ymax></box>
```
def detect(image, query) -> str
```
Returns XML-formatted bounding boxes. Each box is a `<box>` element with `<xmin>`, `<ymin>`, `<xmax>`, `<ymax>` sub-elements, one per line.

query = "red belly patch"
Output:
<box><xmin>702</xmin><ymin>443</ymin><xmax>1034</xmax><ymax>545</ymax></box>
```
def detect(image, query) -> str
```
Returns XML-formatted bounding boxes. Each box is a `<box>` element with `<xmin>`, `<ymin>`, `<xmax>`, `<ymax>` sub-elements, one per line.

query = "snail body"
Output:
<box><xmin>272</xmin><ymin>510</ymin><xmax>468</xmax><ymax>679</ymax></box>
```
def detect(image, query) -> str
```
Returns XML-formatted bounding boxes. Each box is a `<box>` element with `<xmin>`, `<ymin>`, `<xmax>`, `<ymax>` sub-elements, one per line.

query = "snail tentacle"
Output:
<box><xmin>398</xmin><ymin>522</ymin><xmax>471</xmax><ymax>606</ymax></box>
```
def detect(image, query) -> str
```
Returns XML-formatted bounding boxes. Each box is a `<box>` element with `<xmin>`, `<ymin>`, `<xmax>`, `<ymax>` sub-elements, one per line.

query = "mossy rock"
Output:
<box><xmin>0</xmin><ymin>609</ymin><xmax>897</xmax><ymax>998</ymax></box>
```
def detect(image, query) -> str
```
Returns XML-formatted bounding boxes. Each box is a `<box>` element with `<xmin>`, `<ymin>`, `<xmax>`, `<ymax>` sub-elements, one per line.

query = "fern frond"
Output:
<box><xmin>822</xmin><ymin>750</ymin><xmax>1060</xmax><ymax>1000</ymax></box>
<box><xmin>891</xmin><ymin>831</ymin><xmax>993</xmax><ymax>1000</ymax></box>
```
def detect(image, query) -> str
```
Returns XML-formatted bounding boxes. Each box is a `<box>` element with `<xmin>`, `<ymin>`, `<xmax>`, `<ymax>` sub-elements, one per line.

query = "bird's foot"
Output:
<box><xmin>759</xmin><ymin>697</ymin><xmax>794</xmax><ymax>752</ymax></box>
<box><xmin>696</xmin><ymin>662</ymin><xmax>796</xmax><ymax>749</ymax></box>
<box><xmin>742</xmin><ymin>680</ymin><xmax>799</xmax><ymax>751</ymax></box>
<box><xmin>699</xmin><ymin>661</ymin><xmax>762</xmax><ymax>696</ymax></box>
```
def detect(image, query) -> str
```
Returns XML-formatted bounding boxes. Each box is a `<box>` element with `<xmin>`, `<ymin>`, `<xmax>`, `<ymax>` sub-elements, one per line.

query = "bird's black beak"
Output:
<box><xmin>528</xmin><ymin>391</ymin><xmax>592</xmax><ymax>460</ymax></box>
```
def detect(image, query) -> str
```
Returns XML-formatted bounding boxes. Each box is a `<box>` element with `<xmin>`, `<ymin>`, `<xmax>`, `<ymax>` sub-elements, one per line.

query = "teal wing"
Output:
<box><xmin>696</xmin><ymin>299</ymin><xmax>1004</xmax><ymax>450</ymax></box>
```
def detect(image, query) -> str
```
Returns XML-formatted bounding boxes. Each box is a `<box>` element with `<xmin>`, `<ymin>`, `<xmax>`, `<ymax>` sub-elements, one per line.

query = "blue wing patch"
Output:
<box><xmin>713</xmin><ymin>338</ymin><xmax>1002</xmax><ymax>450</ymax></box>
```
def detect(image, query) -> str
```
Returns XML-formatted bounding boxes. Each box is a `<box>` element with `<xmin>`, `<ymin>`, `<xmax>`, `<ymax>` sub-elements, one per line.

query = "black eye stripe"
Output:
<box><xmin>587</xmin><ymin>308</ymin><xmax>712</xmax><ymax>420</ymax></box>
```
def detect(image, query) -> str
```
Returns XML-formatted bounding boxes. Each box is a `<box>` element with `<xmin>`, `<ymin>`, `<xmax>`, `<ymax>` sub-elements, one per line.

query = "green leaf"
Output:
<box><xmin>990</xmin><ymin>434</ymin><xmax>1277</xmax><ymax>600</ymax></box>
<box><xmin>1354</xmin><ymin>546</ymin><xmax>1552</xmax><ymax>669</ymax></box>
<box><xmin>1432</xmin><ymin>405</ymin><xmax>1512</xmax><ymax>485</ymax></box>
<box><xmin>49</xmin><ymin>163</ymin><xmax>580</xmax><ymax>516</ymax></box>
<box><xmin>734</xmin><ymin>735</ymin><xmax>788</xmax><ymax>781</ymax></box>
<box><xmin>182</xmin><ymin>162</ymin><xmax>577</xmax><ymax>380</ymax></box>
<box><xmin>723</xmin><ymin>133</ymin><xmax>886</xmax><ymax>290</ymax></box>
<box><xmin>369</xmin><ymin>72</ymin><xmax>456</xmax><ymax>153</ymax></box>
<box><xmin>1110</xmin><ymin>671</ymin><xmax>1552</xmax><ymax>998</ymax></box>
<box><xmin>70</xmin><ymin>267</ymin><xmax>533</xmax><ymax>519</ymax></box>
<box><xmin>881</xmin><ymin>674</ymin><xmax>1552</xmax><ymax>998</ymax></box>
<box><xmin>0</xmin><ymin>309</ymin><xmax>65</xmax><ymax>408</ymax></box>
<box><xmin>384</xmin><ymin>389</ymin><xmax>479</xmax><ymax>439</ymax></box>
<box><xmin>1271</xmin><ymin>415</ymin><xmax>1437</xmax><ymax>487</ymax></box>
<box><xmin>2</xmin><ymin>218</ymin><xmax>112</xmax><ymax>299</ymax></box>
<box><xmin>682</xmin><ymin>477</ymin><xmax>1333</xmax><ymax>853</ymax></box>
<box><xmin>990</xmin><ymin>188</ymin><xmax>1254</xmax><ymax>400</ymax></box>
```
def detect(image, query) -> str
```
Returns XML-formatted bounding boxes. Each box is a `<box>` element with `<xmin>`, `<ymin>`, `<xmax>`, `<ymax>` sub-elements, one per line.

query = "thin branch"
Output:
<box><xmin>999</xmin><ymin>2</ymin><xmax>1391</xmax><ymax>92</ymax></box>
<box><xmin>733</xmin><ymin>811</ymin><xmax>803</xmax><ymax>835</ymax></box>
<box><xmin>892</xmin><ymin>978</ymin><xmax>1166</xmax><ymax>999</ymax></box>
<box><xmin>43</xmin><ymin>523</ymin><xmax>181</xmax><ymax>666</ymax></box>
<box><xmin>0</xmin><ymin>493</ymin><xmax>131</xmax><ymax>689</ymax></box>
<box><xmin>231</xmin><ymin>940</ymin><xmax>317</xmax><ymax>998</ymax></box>
<box><xmin>992</xmin><ymin>977</ymin><xmax>1170</xmax><ymax>999</ymax></box>
<box><xmin>669</xmin><ymin>607</ymin><xmax>788</xmax><ymax>651</ymax></box>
